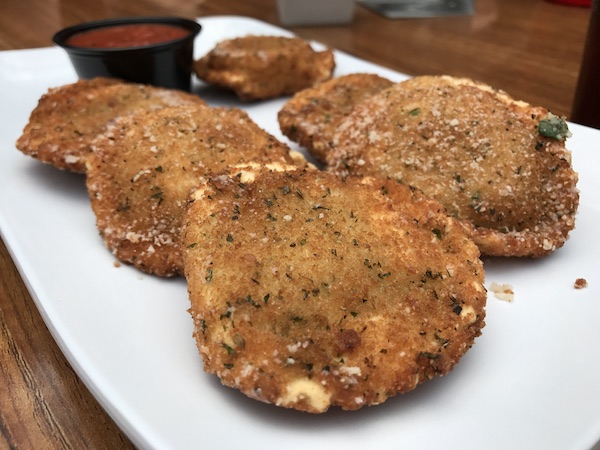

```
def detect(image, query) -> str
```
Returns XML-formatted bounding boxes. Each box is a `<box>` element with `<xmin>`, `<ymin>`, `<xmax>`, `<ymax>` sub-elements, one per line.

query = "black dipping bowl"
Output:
<box><xmin>53</xmin><ymin>17</ymin><xmax>202</xmax><ymax>91</ymax></box>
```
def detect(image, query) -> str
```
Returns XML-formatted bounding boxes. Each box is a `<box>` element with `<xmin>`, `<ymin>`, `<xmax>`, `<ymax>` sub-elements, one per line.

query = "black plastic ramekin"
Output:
<box><xmin>53</xmin><ymin>17</ymin><xmax>202</xmax><ymax>91</ymax></box>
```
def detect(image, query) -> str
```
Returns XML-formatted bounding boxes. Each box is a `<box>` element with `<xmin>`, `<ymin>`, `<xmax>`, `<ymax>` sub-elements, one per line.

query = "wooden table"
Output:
<box><xmin>0</xmin><ymin>0</ymin><xmax>592</xmax><ymax>447</ymax></box>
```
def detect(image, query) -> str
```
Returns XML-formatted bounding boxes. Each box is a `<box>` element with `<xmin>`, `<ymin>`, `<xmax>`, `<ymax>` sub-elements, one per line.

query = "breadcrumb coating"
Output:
<box><xmin>86</xmin><ymin>105</ymin><xmax>305</xmax><ymax>276</ymax></box>
<box><xmin>183</xmin><ymin>165</ymin><xmax>486</xmax><ymax>412</ymax></box>
<box><xmin>194</xmin><ymin>35</ymin><xmax>335</xmax><ymax>101</ymax></box>
<box><xmin>278</xmin><ymin>73</ymin><xmax>394</xmax><ymax>163</ymax></box>
<box><xmin>16</xmin><ymin>78</ymin><xmax>206</xmax><ymax>173</ymax></box>
<box><xmin>327</xmin><ymin>75</ymin><xmax>579</xmax><ymax>257</ymax></box>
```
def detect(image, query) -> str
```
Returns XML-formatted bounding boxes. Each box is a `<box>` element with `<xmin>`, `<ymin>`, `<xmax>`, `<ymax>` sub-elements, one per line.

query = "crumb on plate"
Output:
<box><xmin>489</xmin><ymin>282</ymin><xmax>514</xmax><ymax>302</ymax></box>
<box><xmin>574</xmin><ymin>278</ymin><xmax>588</xmax><ymax>289</ymax></box>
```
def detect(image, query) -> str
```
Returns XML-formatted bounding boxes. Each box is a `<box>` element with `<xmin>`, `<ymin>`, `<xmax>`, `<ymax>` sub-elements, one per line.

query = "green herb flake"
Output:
<box><xmin>449</xmin><ymin>294</ymin><xmax>463</xmax><ymax>315</ymax></box>
<box><xmin>226</xmin><ymin>233</ymin><xmax>234</xmax><ymax>242</ymax></box>
<box><xmin>409</xmin><ymin>107</ymin><xmax>421</xmax><ymax>116</ymax></box>
<box><xmin>205</xmin><ymin>268</ymin><xmax>213</xmax><ymax>283</ymax></box>
<box><xmin>538</xmin><ymin>113</ymin><xmax>571</xmax><ymax>140</ymax></box>
<box><xmin>242</xmin><ymin>295</ymin><xmax>261</xmax><ymax>309</ymax></box>
<box><xmin>418</xmin><ymin>351</ymin><xmax>440</xmax><ymax>360</ymax></box>
<box><xmin>150</xmin><ymin>186</ymin><xmax>164</xmax><ymax>205</ymax></box>
<box><xmin>222</xmin><ymin>343</ymin><xmax>234</xmax><ymax>355</ymax></box>
<box><xmin>233</xmin><ymin>334</ymin><xmax>245</xmax><ymax>348</ymax></box>
<box><xmin>434</xmin><ymin>332</ymin><xmax>450</xmax><ymax>347</ymax></box>
<box><xmin>432</xmin><ymin>228</ymin><xmax>443</xmax><ymax>240</ymax></box>
<box><xmin>116</xmin><ymin>197</ymin><xmax>130</xmax><ymax>212</ymax></box>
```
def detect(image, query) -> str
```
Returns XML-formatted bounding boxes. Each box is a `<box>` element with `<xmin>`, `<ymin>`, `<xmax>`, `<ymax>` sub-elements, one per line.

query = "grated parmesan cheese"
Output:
<box><xmin>489</xmin><ymin>282</ymin><xmax>514</xmax><ymax>302</ymax></box>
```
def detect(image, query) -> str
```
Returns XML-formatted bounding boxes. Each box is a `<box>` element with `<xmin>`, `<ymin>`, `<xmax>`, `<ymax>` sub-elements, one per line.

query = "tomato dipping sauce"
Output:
<box><xmin>66</xmin><ymin>23</ymin><xmax>191</xmax><ymax>49</ymax></box>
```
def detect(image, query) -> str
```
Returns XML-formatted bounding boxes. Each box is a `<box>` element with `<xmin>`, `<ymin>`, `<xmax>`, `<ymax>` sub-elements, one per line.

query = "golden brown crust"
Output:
<box><xmin>326</xmin><ymin>75</ymin><xmax>579</xmax><ymax>258</ymax></box>
<box><xmin>194</xmin><ymin>35</ymin><xmax>335</xmax><ymax>101</ymax></box>
<box><xmin>278</xmin><ymin>73</ymin><xmax>394</xmax><ymax>163</ymax></box>
<box><xmin>86</xmin><ymin>105</ymin><xmax>304</xmax><ymax>277</ymax></box>
<box><xmin>16</xmin><ymin>79</ymin><xmax>206</xmax><ymax>173</ymax></box>
<box><xmin>183</xmin><ymin>166</ymin><xmax>486</xmax><ymax>412</ymax></box>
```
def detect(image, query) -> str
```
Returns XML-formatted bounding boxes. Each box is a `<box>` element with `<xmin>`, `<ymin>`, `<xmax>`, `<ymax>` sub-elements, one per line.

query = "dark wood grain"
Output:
<box><xmin>0</xmin><ymin>0</ymin><xmax>592</xmax><ymax>447</ymax></box>
<box><xmin>0</xmin><ymin>239</ymin><xmax>136</xmax><ymax>449</ymax></box>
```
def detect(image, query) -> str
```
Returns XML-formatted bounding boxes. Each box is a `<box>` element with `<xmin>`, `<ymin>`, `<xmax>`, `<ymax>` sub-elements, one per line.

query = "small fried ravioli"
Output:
<box><xmin>183</xmin><ymin>166</ymin><xmax>486</xmax><ymax>413</ymax></box>
<box><xmin>16</xmin><ymin>79</ymin><xmax>206</xmax><ymax>173</ymax></box>
<box><xmin>86</xmin><ymin>105</ymin><xmax>304</xmax><ymax>277</ymax></box>
<box><xmin>327</xmin><ymin>75</ymin><xmax>579</xmax><ymax>258</ymax></box>
<box><xmin>278</xmin><ymin>73</ymin><xmax>393</xmax><ymax>163</ymax></box>
<box><xmin>194</xmin><ymin>35</ymin><xmax>335</xmax><ymax>101</ymax></box>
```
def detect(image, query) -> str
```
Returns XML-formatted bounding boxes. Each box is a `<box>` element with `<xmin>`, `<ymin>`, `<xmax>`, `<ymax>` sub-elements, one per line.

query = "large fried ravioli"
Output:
<box><xmin>327</xmin><ymin>75</ymin><xmax>579</xmax><ymax>257</ymax></box>
<box><xmin>16</xmin><ymin>78</ymin><xmax>206</xmax><ymax>173</ymax></box>
<box><xmin>183</xmin><ymin>165</ymin><xmax>486</xmax><ymax>413</ymax></box>
<box><xmin>194</xmin><ymin>35</ymin><xmax>335</xmax><ymax>101</ymax></box>
<box><xmin>86</xmin><ymin>106</ymin><xmax>304</xmax><ymax>277</ymax></box>
<box><xmin>278</xmin><ymin>73</ymin><xmax>394</xmax><ymax>164</ymax></box>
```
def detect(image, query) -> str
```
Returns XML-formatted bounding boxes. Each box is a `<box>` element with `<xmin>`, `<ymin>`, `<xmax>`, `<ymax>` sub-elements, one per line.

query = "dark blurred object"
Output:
<box><xmin>546</xmin><ymin>0</ymin><xmax>591</xmax><ymax>6</ymax></box>
<box><xmin>277</xmin><ymin>0</ymin><xmax>355</xmax><ymax>25</ymax></box>
<box><xmin>358</xmin><ymin>0</ymin><xmax>474</xmax><ymax>18</ymax></box>
<box><xmin>53</xmin><ymin>17</ymin><xmax>201</xmax><ymax>92</ymax></box>
<box><xmin>571</xmin><ymin>0</ymin><xmax>600</xmax><ymax>128</ymax></box>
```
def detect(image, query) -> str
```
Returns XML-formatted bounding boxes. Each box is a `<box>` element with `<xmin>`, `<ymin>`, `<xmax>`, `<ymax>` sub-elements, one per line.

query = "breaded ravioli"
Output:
<box><xmin>16</xmin><ymin>79</ymin><xmax>206</xmax><ymax>173</ymax></box>
<box><xmin>278</xmin><ymin>73</ymin><xmax>393</xmax><ymax>163</ymax></box>
<box><xmin>86</xmin><ymin>105</ymin><xmax>305</xmax><ymax>277</ymax></box>
<box><xmin>183</xmin><ymin>165</ymin><xmax>486</xmax><ymax>413</ymax></box>
<box><xmin>193</xmin><ymin>35</ymin><xmax>335</xmax><ymax>101</ymax></box>
<box><xmin>327</xmin><ymin>75</ymin><xmax>579</xmax><ymax>258</ymax></box>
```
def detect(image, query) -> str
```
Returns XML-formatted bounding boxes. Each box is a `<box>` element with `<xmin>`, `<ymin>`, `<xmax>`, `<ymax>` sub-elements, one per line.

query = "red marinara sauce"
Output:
<box><xmin>66</xmin><ymin>23</ymin><xmax>190</xmax><ymax>49</ymax></box>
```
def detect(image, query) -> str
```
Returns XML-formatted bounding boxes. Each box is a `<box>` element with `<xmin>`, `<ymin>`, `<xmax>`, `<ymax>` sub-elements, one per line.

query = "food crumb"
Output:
<box><xmin>574</xmin><ymin>278</ymin><xmax>588</xmax><ymax>289</ymax></box>
<box><xmin>489</xmin><ymin>282</ymin><xmax>514</xmax><ymax>302</ymax></box>
<box><xmin>113</xmin><ymin>261</ymin><xmax>121</xmax><ymax>268</ymax></box>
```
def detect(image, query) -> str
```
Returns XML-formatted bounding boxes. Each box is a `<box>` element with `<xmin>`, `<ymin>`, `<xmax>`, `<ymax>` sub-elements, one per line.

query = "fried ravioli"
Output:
<box><xmin>194</xmin><ymin>35</ymin><xmax>335</xmax><ymax>101</ymax></box>
<box><xmin>278</xmin><ymin>73</ymin><xmax>393</xmax><ymax>163</ymax></box>
<box><xmin>183</xmin><ymin>165</ymin><xmax>486</xmax><ymax>413</ymax></box>
<box><xmin>86</xmin><ymin>105</ymin><xmax>305</xmax><ymax>277</ymax></box>
<box><xmin>327</xmin><ymin>75</ymin><xmax>579</xmax><ymax>258</ymax></box>
<box><xmin>16</xmin><ymin>79</ymin><xmax>206</xmax><ymax>173</ymax></box>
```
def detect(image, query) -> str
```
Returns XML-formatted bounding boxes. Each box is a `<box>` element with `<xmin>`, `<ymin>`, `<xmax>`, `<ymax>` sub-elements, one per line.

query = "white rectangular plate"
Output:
<box><xmin>1</xmin><ymin>16</ymin><xmax>599</xmax><ymax>450</ymax></box>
